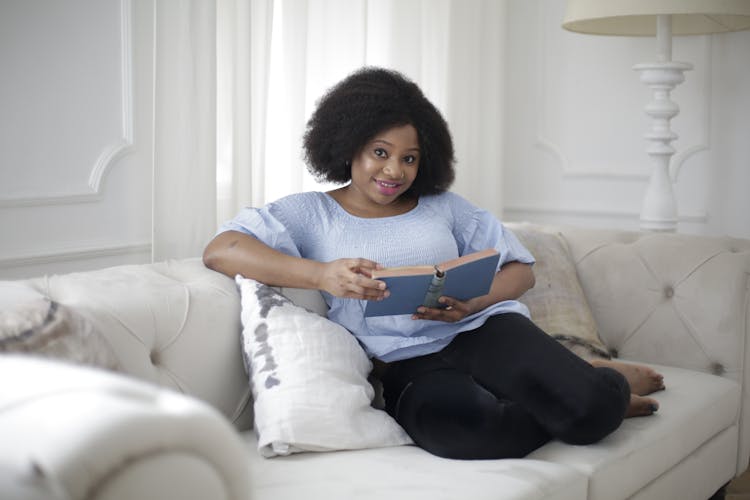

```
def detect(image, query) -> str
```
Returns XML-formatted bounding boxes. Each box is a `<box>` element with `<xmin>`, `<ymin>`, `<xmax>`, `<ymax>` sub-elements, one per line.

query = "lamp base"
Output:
<box><xmin>633</xmin><ymin>60</ymin><xmax>692</xmax><ymax>232</ymax></box>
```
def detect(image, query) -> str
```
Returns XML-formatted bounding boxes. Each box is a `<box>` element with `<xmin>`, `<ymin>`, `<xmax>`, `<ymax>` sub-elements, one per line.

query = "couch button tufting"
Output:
<box><xmin>150</xmin><ymin>350</ymin><xmax>161</xmax><ymax>365</ymax></box>
<box><xmin>664</xmin><ymin>286</ymin><xmax>674</xmax><ymax>298</ymax></box>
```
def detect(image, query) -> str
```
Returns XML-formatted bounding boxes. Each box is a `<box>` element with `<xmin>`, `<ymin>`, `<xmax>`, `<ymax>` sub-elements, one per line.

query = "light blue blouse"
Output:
<box><xmin>219</xmin><ymin>191</ymin><xmax>535</xmax><ymax>362</ymax></box>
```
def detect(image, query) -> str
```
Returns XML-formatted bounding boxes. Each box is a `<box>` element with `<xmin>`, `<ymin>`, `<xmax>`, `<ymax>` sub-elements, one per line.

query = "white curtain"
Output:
<box><xmin>153</xmin><ymin>0</ymin><xmax>217</xmax><ymax>261</ymax></box>
<box><xmin>216</xmin><ymin>0</ymin><xmax>508</xmax><ymax>226</ymax></box>
<box><xmin>152</xmin><ymin>0</ymin><xmax>508</xmax><ymax>260</ymax></box>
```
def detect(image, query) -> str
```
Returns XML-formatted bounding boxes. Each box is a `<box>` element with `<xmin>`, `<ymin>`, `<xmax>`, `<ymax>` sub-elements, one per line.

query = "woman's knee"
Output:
<box><xmin>552</xmin><ymin>367</ymin><xmax>629</xmax><ymax>445</ymax></box>
<box><xmin>391</xmin><ymin>371</ymin><xmax>550</xmax><ymax>459</ymax></box>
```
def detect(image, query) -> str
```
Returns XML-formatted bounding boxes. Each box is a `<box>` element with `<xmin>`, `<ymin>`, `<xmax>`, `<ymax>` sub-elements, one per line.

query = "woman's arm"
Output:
<box><xmin>412</xmin><ymin>261</ymin><xmax>535</xmax><ymax>322</ymax></box>
<box><xmin>468</xmin><ymin>261</ymin><xmax>535</xmax><ymax>312</ymax></box>
<box><xmin>203</xmin><ymin>230</ymin><xmax>389</xmax><ymax>300</ymax></box>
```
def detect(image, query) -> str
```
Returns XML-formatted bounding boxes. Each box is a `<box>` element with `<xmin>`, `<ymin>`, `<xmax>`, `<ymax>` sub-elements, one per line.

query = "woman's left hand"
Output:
<box><xmin>411</xmin><ymin>263</ymin><xmax>534</xmax><ymax>322</ymax></box>
<box><xmin>411</xmin><ymin>296</ymin><xmax>474</xmax><ymax>323</ymax></box>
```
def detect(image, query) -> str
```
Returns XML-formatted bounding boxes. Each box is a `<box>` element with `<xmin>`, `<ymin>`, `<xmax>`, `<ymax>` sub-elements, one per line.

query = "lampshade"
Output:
<box><xmin>563</xmin><ymin>0</ymin><xmax>750</xmax><ymax>36</ymax></box>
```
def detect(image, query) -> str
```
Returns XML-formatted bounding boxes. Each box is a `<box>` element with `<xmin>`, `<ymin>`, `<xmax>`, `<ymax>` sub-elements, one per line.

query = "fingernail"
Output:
<box><xmin>649</xmin><ymin>404</ymin><xmax>658</xmax><ymax>412</ymax></box>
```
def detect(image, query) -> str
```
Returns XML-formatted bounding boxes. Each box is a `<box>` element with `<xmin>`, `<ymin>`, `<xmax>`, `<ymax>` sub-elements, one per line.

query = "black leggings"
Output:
<box><xmin>380</xmin><ymin>313</ymin><xmax>630</xmax><ymax>459</ymax></box>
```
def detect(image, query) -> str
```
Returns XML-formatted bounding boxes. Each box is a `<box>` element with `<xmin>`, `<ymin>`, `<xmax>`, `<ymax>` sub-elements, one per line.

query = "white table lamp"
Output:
<box><xmin>562</xmin><ymin>0</ymin><xmax>750</xmax><ymax>231</ymax></box>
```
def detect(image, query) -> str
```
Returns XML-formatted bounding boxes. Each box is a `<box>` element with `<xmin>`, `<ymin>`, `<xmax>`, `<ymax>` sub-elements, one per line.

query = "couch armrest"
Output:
<box><xmin>0</xmin><ymin>356</ymin><xmax>251</xmax><ymax>500</ymax></box>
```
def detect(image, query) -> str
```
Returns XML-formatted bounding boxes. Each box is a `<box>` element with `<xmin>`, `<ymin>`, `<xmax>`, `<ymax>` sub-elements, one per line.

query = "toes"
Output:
<box><xmin>652</xmin><ymin>373</ymin><xmax>666</xmax><ymax>392</ymax></box>
<box><xmin>647</xmin><ymin>399</ymin><xmax>659</xmax><ymax>412</ymax></box>
<box><xmin>626</xmin><ymin>395</ymin><xmax>660</xmax><ymax>418</ymax></box>
<box><xmin>642</xmin><ymin>370</ymin><xmax>666</xmax><ymax>394</ymax></box>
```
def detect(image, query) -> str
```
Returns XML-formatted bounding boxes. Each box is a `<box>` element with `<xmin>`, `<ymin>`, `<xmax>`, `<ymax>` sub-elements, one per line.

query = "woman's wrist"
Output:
<box><xmin>308</xmin><ymin>260</ymin><xmax>328</xmax><ymax>292</ymax></box>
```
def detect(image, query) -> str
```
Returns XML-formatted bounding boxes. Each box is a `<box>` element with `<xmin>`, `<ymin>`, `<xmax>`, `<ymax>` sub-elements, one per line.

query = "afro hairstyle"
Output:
<box><xmin>302</xmin><ymin>67</ymin><xmax>455</xmax><ymax>196</ymax></box>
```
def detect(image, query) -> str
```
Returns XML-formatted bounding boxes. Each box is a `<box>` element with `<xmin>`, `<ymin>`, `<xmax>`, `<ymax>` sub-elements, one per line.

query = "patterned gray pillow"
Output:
<box><xmin>0</xmin><ymin>297</ymin><xmax>120</xmax><ymax>371</ymax></box>
<box><xmin>236</xmin><ymin>276</ymin><xmax>412</xmax><ymax>457</ymax></box>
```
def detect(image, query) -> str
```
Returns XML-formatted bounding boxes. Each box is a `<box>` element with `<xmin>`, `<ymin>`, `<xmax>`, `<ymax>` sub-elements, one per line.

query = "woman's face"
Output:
<box><xmin>348</xmin><ymin>124</ymin><xmax>420</xmax><ymax>208</ymax></box>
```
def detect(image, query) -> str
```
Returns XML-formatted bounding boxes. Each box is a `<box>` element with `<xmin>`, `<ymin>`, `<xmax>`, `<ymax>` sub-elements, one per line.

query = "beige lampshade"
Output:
<box><xmin>563</xmin><ymin>0</ymin><xmax>750</xmax><ymax>36</ymax></box>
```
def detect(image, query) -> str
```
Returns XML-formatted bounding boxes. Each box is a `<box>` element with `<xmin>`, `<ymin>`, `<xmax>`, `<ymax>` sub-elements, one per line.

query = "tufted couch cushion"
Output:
<box><xmin>19</xmin><ymin>259</ymin><xmax>253</xmax><ymax>431</ymax></box>
<box><xmin>560</xmin><ymin>229</ymin><xmax>750</xmax><ymax>378</ymax></box>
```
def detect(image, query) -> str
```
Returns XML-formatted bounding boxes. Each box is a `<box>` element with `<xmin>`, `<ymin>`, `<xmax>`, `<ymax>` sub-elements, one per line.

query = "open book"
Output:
<box><xmin>364</xmin><ymin>248</ymin><xmax>500</xmax><ymax>317</ymax></box>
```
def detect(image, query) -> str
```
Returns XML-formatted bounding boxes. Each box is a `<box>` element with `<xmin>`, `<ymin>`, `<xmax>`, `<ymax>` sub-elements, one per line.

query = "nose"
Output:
<box><xmin>382</xmin><ymin>160</ymin><xmax>404</xmax><ymax>180</ymax></box>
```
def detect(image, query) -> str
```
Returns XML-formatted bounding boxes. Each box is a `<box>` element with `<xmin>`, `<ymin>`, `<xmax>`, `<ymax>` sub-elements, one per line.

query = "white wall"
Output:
<box><xmin>1</xmin><ymin>0</ymin><xmax>748</xmax><ymax>280</ymax></box>
<box><xmin>0</xmin><ymin>0</ymin><xmax>154</xmax><ymax>279</ymax></box>
<box><xmin>503</xmin><ymin>0</ymin><xmax>750</xmax><ymax>238</ymax></box>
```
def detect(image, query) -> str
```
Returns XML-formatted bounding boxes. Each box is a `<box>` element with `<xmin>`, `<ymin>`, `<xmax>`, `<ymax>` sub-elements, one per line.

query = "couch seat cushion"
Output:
<box><xmin>241</xmin><ymin>433</ymin><xmax>587</xmax><ymax>500</ymax></box>
<box><xmin>528</xmin><ymin>362</ymin><xmax>740</xmax><ymax>500</ymax></box>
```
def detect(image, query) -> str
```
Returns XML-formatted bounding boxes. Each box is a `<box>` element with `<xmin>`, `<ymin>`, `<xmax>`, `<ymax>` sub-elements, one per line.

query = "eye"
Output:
<box><xmin>403</xmin><ymin>155</ymin><xmax>418</xmax><ymax>165</ymax></box>
<box><xmin>374</xmin><ymin>148</ymin><xmax>388</xmax><ymax>158</ymax></box>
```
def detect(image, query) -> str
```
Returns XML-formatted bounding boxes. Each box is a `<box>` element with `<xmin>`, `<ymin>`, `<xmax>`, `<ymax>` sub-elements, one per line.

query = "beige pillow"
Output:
<box><xmin>0</xmin><ymin>297</ymin><xmax>120</xmax><ymax>371</ymax></box>
<box><xmin>510</xmin><ymin>224</ymin><xmax>610</xmax><ymax>360</ymax></box>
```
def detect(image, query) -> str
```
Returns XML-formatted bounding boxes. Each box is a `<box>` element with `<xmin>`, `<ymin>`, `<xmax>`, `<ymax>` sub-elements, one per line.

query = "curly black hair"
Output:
<box><xmin>303</xmin><ymin>67</ymin><xmax>455</xmax><ymax>196</ymax></box>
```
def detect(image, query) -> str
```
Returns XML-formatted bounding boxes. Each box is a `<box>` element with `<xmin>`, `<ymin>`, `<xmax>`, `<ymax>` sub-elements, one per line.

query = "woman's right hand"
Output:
<box><xmin>204</xmin><ymin>232</ymin><xmax>388</xmax><ymax>300</ymax></box>
<box><xmin>316</xmin><ymin>258</ymin><xmax>389</xmax><ymax>301</ymax></box>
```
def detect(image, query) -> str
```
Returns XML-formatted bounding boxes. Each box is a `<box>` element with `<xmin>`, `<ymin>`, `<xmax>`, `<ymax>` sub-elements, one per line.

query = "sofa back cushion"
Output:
<box><xmin>558</xmin><ymin>228</ymin><xmax>750</xmax><ymax>378</ymax></box>
<box><xmin>18</xmin><ymin>259</ymin><xmax>254</xmax><ymax>430</ymax></box>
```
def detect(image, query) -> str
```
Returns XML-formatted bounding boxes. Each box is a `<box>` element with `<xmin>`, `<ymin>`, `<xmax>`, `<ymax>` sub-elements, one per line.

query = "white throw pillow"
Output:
<box><xmin>236</xmin><ymin>276</ymin><xmax>412</xmax><ymax>457</ymax></box>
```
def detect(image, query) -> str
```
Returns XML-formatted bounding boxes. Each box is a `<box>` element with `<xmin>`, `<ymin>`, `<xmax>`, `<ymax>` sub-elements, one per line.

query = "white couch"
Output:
<box><xmin>1</xmin><ymin>224</ymin><xmax>749</xmax><ymax>500</ymax></box>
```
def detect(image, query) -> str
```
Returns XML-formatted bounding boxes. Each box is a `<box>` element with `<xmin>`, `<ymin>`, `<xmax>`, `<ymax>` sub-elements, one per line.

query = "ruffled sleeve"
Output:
<box><xmin>446</xmin><ymin>192</ymin><xmax>534</xmax><ymax>269</ymax></box>
<box><xmin>217</xmin><ymin>203</ymin><xmax>302</xmax><ymax>258</ymax></box>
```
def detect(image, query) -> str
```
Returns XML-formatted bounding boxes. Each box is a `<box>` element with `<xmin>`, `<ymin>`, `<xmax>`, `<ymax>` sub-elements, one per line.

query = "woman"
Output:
<box><xmin>204</xmin><ymin>67</ymin><xmax>664</xmax><ymax>459</ymax></box>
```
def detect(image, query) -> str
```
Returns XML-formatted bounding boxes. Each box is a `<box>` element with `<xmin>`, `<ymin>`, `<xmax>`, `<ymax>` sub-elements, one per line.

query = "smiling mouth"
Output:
<box><xmin>374</xmin><ymin>179</ymin><xmax>404</xmax><ymax>196</ymax></box>
<box><xmin>375</xmin><ymin>179</ymin><xmax>402</xmax><ymax>188</ymax></box>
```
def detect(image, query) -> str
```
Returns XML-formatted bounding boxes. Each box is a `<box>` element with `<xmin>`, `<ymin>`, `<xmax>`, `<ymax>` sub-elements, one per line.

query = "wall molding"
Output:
<box><xmin>504</xmin><ymin>204</ymin><xmax>708</xmax><ymax>224</ymax></box>
<box><xmin>90</xmin><ymin>0</ymin><xmax>135</xmax><ymax>195</ymax></box>
<box><xmin>534</xmin><ymin>4</ymin><xmax>712</xmax><ymax>182</ymax></box>
<box><xmin>0</xmin><ymin>0</ymin><xmax>134</xmax><ymax>208</ymax></box>
<box><xmin>0</xmin><ymin>241</ymin><xmax>151</xmax><ymax>269</ymax></box>
<box><xmin>533</xmin><ymin>138</ymin><xmax>648</xmax><ymax>180</ymax></box>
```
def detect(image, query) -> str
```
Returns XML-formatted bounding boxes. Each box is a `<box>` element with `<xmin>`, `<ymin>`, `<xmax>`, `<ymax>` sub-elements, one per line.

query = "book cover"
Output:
<box><xmin>364</xmin><ymin>248</ymin><xmax>500</xmax><ymax>317</ymax></box>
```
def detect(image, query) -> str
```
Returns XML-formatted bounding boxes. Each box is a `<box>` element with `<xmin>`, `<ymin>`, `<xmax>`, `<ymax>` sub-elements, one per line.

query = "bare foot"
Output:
<box><xmin>591</xmin><ymin>359</ymin><xmax>665</xmax><ymax>396</ymax></box>
<box><xmin>626</xmin><ymin>394</ymin><xmax>659</xmax><ymax>418</ymax></box>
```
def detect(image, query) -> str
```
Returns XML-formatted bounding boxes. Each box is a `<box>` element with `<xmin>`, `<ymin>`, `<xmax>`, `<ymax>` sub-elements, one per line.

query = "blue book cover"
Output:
<box><xmin>364</xmin><ymin>249</ymin><xmax>500</xmax><ymax>317</ymax></box>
